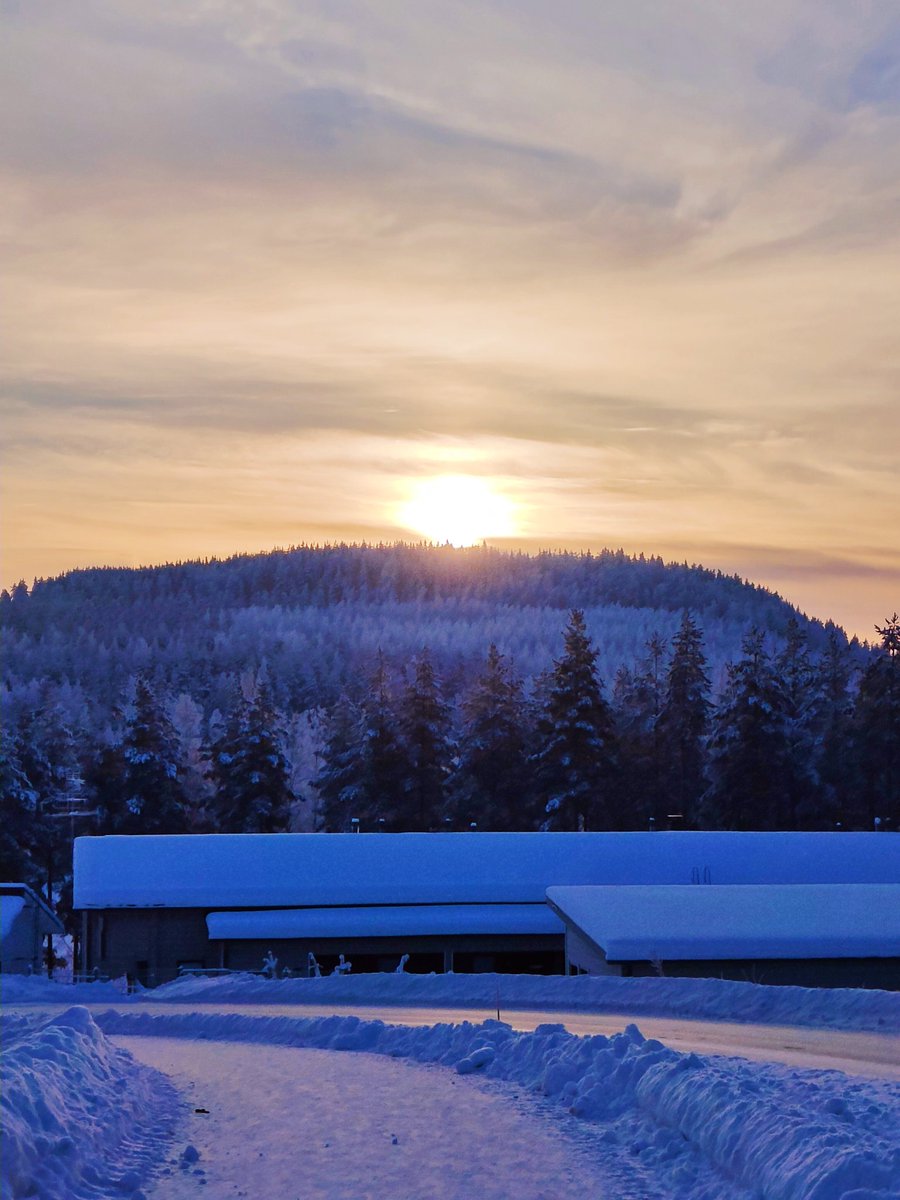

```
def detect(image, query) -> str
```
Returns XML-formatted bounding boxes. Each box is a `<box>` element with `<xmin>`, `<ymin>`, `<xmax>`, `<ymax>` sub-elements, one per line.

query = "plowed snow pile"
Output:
<box><xmin>1</xmin><ymin>1007</ymin><xmax>177</xmax><ymax>1200</ymax></box>
<box><xmin>145</xmin><ymin>969</ymin><xmax>900</xmax><ymax>1033</ymax></box>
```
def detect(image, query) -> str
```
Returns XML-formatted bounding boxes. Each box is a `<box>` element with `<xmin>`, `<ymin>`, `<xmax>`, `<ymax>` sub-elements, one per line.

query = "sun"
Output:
<box><xmin>397</xmin><ymin>475</ymin><xmax>517</xmax><ymax>546</ymax></box>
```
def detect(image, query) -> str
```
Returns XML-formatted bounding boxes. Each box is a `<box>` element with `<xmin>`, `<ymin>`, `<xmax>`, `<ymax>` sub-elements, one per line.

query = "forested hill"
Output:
<box><xmin>1</xmin><ymin>543</ymin><xmax>839</xmax><ymax>626</ymax></box>
<box><xmin>4</xmin><ymin>544</ymin><xmax>894</xmax><ymax>898</ymax></box>
<box><xmin>2</xmin><ymin>544</ymin><xmax>847</xmax><ymax>715</ymax></box>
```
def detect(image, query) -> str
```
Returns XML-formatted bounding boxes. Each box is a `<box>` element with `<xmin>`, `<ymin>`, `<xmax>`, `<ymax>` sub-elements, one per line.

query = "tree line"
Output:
<box><xmin>2</xmin><ymin>609</ymin><xmax>897</xmax><ymax>929</ymax></box>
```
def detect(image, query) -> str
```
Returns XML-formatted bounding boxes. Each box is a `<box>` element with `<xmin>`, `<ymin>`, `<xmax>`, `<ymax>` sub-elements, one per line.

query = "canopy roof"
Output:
<box><xmin>0</xmin><ymin>883</ymin><xmax>65</xmax><ymax>937</ymax></box>
<box><xmin>73</xmin><ymin>832</ymin><xmax>900</xmax><ymax>911</ymax></box>
<box><xmin>546</xmin><ymin>884</ymin><xmax>900</xmax><ymax>961</ymax></box>
<box><xmin>207</xmin><ymin>903</ymin><xmax>562</xmax><ymax>941</ymax></box>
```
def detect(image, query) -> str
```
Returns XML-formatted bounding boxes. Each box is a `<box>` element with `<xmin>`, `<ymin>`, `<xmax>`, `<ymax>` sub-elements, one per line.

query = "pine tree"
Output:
<box><xmin>613</xmin><ymin>634</ymin><xmax>667</xmax><ymax>828</ymax></box>
<box><xmin>703</xmin><ymin>629</ymin><xmax>792</xmax><ymax>829</ymax></box>
<box><xmin>212</xmin><ymin>686</ymin><xmax>293</xmax><ymax>833</ymax></box>
<box><xmin>358</xmin><ymin>654</ymin><xmax>408</xmax><ymax>831</ymax></box>
<box><xmin>451</xmin><ymin>644</ymin><xmax>537</xmax><ymax>829</ymax></box>
<box><xmin>810</xmin><ymin>630</ymin><xmax>855</xmax><ymax>827</ymax></box>
<box><xmin>853</xmin><ymin>614</ymin><xmax>900</xmax><ymax>830</ymax></box>
<box><xmin>533</xmin><ymin>610</ymin><xmax>619</xmax><ymax>830</ymax></box>
<box><xmin>313</xmin><ymin>694</ymin><xmax>368</xmax><ymax>832</ymax></box>
<box><xmin>15</xmin><ymin>702</ymin><xmax>83</xmax><ymax>903</ymax></box>
<box><xmin>0</xmin><ymin>737</ymin><xmax>42</xmax><ymax>889</ymax></box>
<box><xmin>396</xmin><ymin>648</ymin><xmax>453</xmax><ymax>831</ymax></box>
<box><xmin>775</xmin><ymin>618</ymin><xmax>818</xmax><ymax>826</ymax></box>
<box><xmin>112</xmin><ymin>678</ymin><xmax>187</xmax><ymax>834</ymax></box>
<box><xmin>658</xmin><ymin>613</ymin><xmax>710</xmax><ymax>827</ymax></box>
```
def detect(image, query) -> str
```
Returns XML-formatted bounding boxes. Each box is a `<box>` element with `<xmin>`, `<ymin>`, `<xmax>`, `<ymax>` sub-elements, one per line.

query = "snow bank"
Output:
<box><xmin>148</xmin><ymin>970</ymin><xmax>900</xmax><ymax>1033</ymax></box>
<box><xmin>1</xmin><ymin>973</ymin><xmax>127</xmax><ymax>1003</ymax></box>
<box><xmin>1</xmin><ymin>1007</ymin><xmax>178</xmax><ymax>1200</ymax></box>
<box><xmin>95</xmin><ymin>1008</ymin><xmax>900</xmax><ymax>1200</ymax></box>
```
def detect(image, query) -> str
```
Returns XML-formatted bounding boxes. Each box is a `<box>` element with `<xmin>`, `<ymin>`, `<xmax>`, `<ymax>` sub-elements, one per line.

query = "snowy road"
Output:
<box><xmin>93</xmin><ymin>1001</ymin><xmax>900</xmax><ymax>1080</ymax></box>
<box><xmin>10</xmin><ymin>999</ymin><xmax>898</xmax><ymax>1078</ymax></box>
<box><xmin>116</xmin><ymin>1036</ymin><xmax>608</xmax><ymax>1200</ymax></box>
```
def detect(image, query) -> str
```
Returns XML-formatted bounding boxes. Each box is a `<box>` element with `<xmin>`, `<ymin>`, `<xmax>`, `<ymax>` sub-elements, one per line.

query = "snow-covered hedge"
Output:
<box><xmin>95</xmin><ymin>1008</ymin><xmax>900</xmax><ymax>1200</ymax></box>
<box><xmin>1</xmin><ymin>1007</ymin><xmax>177</xmax><ymax>1200</ymax></box>
<box><xmin>147</xmin><ymin>969</ymin><xmax>900</xmax><ymax>1034</ymax></box>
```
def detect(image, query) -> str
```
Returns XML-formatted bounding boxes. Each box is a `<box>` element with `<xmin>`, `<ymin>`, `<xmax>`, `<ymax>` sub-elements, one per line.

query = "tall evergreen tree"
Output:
<box><xmin>703</xmin><ymin>630</ymin><xmax>792</xmax><ymax>829</ymax></box>
<box><xmin>809</xmin><ymin>630</ymin><xmax>855</xmax><ymax>827</ymax></box>
<box><xmin>15</xmin><ymin>702</ymin><xmax>83</xmax><ymax>903</ymax></box>
<box><xmin>775</xmin><ymin>618</ymin><xmax>819</xmax><ymax>827</ymax></box>
<box><xmin>212</xmin><ymin>686</ymin><xmax>293</xmax><ymax>833</ymax></box>
<box><xmin>658</xmin><ymin>612</ymin><xmax>711</xmax><ymax>826</ymax></box>
<box><xmin>533</xmin><ymin>610</ymin><xmax>619</xmax><ymax>830</ymax></box>
<box><xmin>312</xmin><ymin>694</ymin><xmax>367</xmax><ymax>832</ymax></box>
<box><xmin>357</xmin><ymin>654</ymin><xmax>408</xmax><ymax>831</ymax></box>
<box><xmin>103</xmin><ymin>678</ymin><xmax>188</xmax><ymax>834</ymax></box>
<box><xmin>396</xmin><ymin>649</ymin><xmax>453</xmax><ymax>831</ymax></box>
<box><xmin>853</xmin><ymin>614</ymin><xmax>900</xmax><ymax>830</ymax></box>
<box><xmin>0</xmin><ymin>736</ymin><xmax>42</xmax><ymax>890</ymax></box>
<box><xmin>451</xmin><ymin>644</ymin><xmax>536</xmax><ymax>829</ymax></box>
<box><xmin>613</xmin><ymin>634</ymin><xmax>668</xmax><ymax>828</ymax></box>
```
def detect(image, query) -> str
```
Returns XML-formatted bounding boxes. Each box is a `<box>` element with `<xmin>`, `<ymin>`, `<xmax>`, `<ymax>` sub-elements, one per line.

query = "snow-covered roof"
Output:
<box><xmin>207</xmin><ymin>903</ymin><xmax>563</xmax><ymax>940</ymax></box>
<box><xmin>0</xmin><ymin>883</ymin><xmax>64</xmax><ymax>935</ymax></box>
<box><xmin>73</xmin><ymin>832</ymin><xmax>900</xmax><ymax>911</ymax></box>
<box><xmin>546</xmin><ymin>884</ymin><xmax>900</xmax><ymax>961</ymax></box>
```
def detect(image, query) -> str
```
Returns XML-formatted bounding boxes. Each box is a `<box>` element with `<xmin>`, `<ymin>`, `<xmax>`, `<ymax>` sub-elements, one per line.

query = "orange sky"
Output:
<box><xmin>2</xmin><ymin>2</ymin><xmax>899</xmax><ymax>638</ymax></box>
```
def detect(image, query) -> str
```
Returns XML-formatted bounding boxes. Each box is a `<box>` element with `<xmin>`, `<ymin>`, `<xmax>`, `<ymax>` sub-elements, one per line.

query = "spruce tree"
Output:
<box><xmin>451</xmin><ymin>644</ymin><xmax>536</xmax><ymax>829</ymax></box>
<box><xmin>853</xmin><ymin>615</ymin><xmax>900</xmax><ymax>830</ymax></box>
<box><xmin>810</xmin><ymin>630</ymin><xmax>855</xmax><ymax>827</ymax></box>
<box><xmin>212</xmin><ymin>686</ymin><xmax>293</xmax><ymax>833</ymax></box>
<box><xmin>533</xmin><ymin>610</ymin><xmax>619</xmax><ymax>830</ymax></box>
<box><xmin>396</xmin><ymin>648</ymin><xmax>453</xmax><ymax>831</ymax></box>
<box><xmin>15</xmin><ymin>703</ymin><xmax>83</xmax><ymax>902</ymax></box>
<box><xmin>114</xmin><ymin>678</ymin><xmax>187</xmax><ymax>833</ymax></box>
<box><xmin>0</xmin><ymin>737</ymin><xmax>42</xmax><ymax>889</ymax></box>
<box><xmin>659</xmin><ymin>612</ymin><xmax>710</xmax><ymax>827</ymax></box>
<box><xmin>775</xmin><ymin>618</ymin><xmax>818</xmax><ymax>826</ymax></box>
<box><xmin>312</xmin><ymin>694</ymin><xmax>367</xmax><ymax>832</ymax></box>
<box><xmin>358</xmin><ymin>654</ymin><xmax>408</xmax><ymax>831</ymax></box>
<box><xmin>613</xmin><ymin>634</ymin><xmax>667</xmax><ymax>828</ymax></box>
<box><xmin>703</xmin><ymin>630</ymin><xmax>792</xmax><ymax>829</ymax></box>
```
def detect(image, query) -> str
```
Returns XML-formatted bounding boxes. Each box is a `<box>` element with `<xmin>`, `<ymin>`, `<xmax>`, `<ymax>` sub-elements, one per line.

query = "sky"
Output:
<box><xmin>2</xmin><ymin>1</ymin><xmax>899</xmax><ymax>638</ymax></box>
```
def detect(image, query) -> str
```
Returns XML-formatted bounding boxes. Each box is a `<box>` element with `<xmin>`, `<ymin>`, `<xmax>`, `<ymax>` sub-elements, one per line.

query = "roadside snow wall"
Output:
<box><xmin>147</xmin><ymin>969</ymin><xmax>900</xmax><ymax>1033</ymax></box>
<box><xmin>96</xmin><ymin>1009</ymin><xmax>900</xmax><ymax>1200</ymax></box>
<box><xmin>1</xmin><ymin>1007</ymin><xmax>178</xmax><ymax>1200</ymax></box>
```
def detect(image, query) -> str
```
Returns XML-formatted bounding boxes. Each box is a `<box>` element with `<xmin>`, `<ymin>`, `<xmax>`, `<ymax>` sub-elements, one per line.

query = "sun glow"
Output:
<box><xmin>397</xmin><ymin>475</ymin><xmax>517</xmax><ymax>546</ymax></box>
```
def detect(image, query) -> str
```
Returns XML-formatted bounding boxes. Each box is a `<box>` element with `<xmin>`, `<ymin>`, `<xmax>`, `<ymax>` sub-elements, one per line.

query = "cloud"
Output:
<box><xmin>2</xmin><ymin>1</ymin><xmax>899</xmax><ymax>637</ymax></box>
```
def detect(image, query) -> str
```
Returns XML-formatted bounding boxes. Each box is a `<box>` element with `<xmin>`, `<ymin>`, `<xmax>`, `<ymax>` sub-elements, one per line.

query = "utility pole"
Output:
<box><xmin>44</xmin><ymin>770</ymin><xmax>99</xmax><ymax>978</ymax></box>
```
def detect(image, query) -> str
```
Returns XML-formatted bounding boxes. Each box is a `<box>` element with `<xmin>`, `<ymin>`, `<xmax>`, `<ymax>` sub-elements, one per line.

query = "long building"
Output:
<box><xmin>73</xmin><ymin>831</ymin><xmax>900</xmax><ymax>988</ymax></box>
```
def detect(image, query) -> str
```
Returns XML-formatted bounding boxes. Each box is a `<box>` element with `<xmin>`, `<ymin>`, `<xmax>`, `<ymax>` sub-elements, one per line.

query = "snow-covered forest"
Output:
<box><xmin>1</xmin><ymin>545</ymin><xmax>897</xmax><ymax>928</ymax></box>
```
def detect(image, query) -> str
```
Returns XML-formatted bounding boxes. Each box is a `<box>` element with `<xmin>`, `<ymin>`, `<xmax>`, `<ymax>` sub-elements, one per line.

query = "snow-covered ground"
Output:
<box><xmin>3</xmin><ymin>974</ymin><xmax>899</xmax><ymax>1199</ymax></box>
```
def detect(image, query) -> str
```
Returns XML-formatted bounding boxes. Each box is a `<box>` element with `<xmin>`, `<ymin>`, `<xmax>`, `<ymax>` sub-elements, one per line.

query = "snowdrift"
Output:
<box><xmin>148</xmin><ymin>969</ymin><xmax>900</xmax><ymax>1033</ymax></box>
<box><xmin>96</xmin><ymin>1008</ymin><xmax>900</xmax><ymax>1200</ymax></box>
<box><xmin>0</xmin><ymin>973</ymin><xmax>127</xmax><ymax>1004</ymax></box>
<box><xmin>1</xmin><ymin>1007</ymin><xmax>178</xmax><ymax>1200</ymax></box>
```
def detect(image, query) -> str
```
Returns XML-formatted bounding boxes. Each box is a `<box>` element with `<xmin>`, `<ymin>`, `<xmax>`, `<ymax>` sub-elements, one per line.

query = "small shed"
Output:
<box><xmin>546</xmin><ymin>884</ymin><xmax>900</xmax><ymax>989</ymax></box>
<box><xmin>0</xmin><ymin>883</ymin><xmax>65</xmax><ymax>975</ymax></box>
